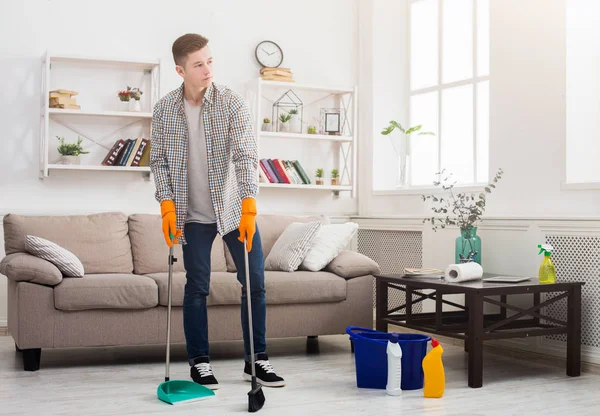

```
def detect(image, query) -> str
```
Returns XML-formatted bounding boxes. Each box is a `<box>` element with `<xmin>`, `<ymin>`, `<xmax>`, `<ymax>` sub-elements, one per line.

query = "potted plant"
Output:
<box><xmin>381</xmin><ymin>121</ymin><xmax>434</xmax><ymax>187</ymax></box>
<box><xmin>128</xmin><ymin>87</ymin><xmax>143</xmax><ymax>112</ymax></box>
<box><xmin>307</xmin><ymin>125</ymin><xmax>317</xmax><ymax>135</ymax></box>
<box><xmin>57</xmin><ymin>135</ymin><xmax>89</xmax><ymax>165</ymax></box>
<box><xmin>288</xmin><ymin>108</ymin><xmax>301</xmax><ymax>133</ymax></box>
<box><xmin>278</xmin><ymin>112</ymin><xmax>292</xmax><ymax>132</ymax></box>
<box><xmin>422</xmin><ymin>168</ymin><xmax>504</xmax><ymax>265</ymax></box>
<box><xmin>262</xmin><ymin>117</ymin><xmax>271</xmax><ymax>132</ymax></box>
<box><xmin>331</xmin><ymin>168</ymin><xmax>339</xmax><ymax>185</ymax></box>
<box><xmin>315</xmin><ymin>168</ymin><xmax>324</xmax><ymax>185</ymax></box>
<box><xmin>118</xmin><ymin>89</ymin><xmax>130</xmax><ymax>111</ymax></box>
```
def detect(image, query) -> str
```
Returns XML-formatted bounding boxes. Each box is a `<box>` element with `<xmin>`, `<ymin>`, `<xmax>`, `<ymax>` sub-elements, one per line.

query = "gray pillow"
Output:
<box><xmin>25</xmin><ymin>235</ymin><xmax>85</xmax><ymax>277</ymax></box>
<box><xmin>264</xmin><ymin>221</ymin><xmax>322</xmax><ymax>272</ymax></box>
<box><xmin>325</xmin><ymin>250</ymin><xmax>381</xmax><ymax>279</ymax></box>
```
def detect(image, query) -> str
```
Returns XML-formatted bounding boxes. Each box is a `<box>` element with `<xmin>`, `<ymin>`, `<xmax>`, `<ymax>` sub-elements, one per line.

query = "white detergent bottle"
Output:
<box><xmin>386</xmin><ymin>333</ymin><xmax>403</xmax><ymax>396</ymax></box>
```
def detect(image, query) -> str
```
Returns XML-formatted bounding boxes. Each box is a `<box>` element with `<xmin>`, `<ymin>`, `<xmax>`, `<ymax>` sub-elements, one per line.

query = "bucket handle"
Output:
<box><xmin>346</xmin><ymin>326</ymin><xmax>389</xmax><ymax>342</ymax></box>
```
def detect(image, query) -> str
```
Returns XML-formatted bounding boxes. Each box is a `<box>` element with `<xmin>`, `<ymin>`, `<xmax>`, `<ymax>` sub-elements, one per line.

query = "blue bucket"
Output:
<box><xmin>346</xmin><ymin>326</ymin><xmax>431</xmax><ymax>390</ymax></box>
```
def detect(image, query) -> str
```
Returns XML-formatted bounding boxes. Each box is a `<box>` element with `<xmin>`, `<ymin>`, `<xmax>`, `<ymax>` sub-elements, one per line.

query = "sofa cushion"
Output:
<box><xmin>224</xmin><ymin>214</ymin><xmax>330</xmax><ymax>272</ymax></box>
<box><xmin>25</xmin><ymin>235</ymin><xmax>85</xmax><ymax>277</ymax></box>
<box><xmin>145</xmin><ymin>272</ymin><xmax>241</xmax><ymax>307</ymax></box>
<box><xmin>0</xmin><ymin>252</ymin><xmax>63</xmax><ymax>286</ymax></box>
<box><xmin>54</xmin><ymin>274</ymin><xmax>158</xmax><ymax>311</ymax></box>
<box><xmin>145</xmin><ymin>270</ymin><xmax>346</xmax><ymax>306</ymax></box>
<box><xmin>300</xmin><ymin>222</ymin><xmax>359</xmax><ymax>271</ymax></box>
<box><xmin>325</xmin><ymin>250</ymin><xmax>381</xmax><ymax>279</ymax></box>
<box><xmin>128</xmin><ymin>214</ymin><xmax>227</xmax><ymax>274</ymax></box>
<box><xmin>264</xmin><ymin>221</ymin><xmax>322</xmax><ymax>272</ymax></box>
<box><xmin>3</xmin><ymin>212</ymin><xmax>133</xmax><ymax>274</ymax></box>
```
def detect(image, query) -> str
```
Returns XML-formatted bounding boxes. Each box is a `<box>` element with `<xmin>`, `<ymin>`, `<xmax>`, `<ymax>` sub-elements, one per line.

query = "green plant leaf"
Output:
<box><xmin>391</xmin><ymin>121</ymin><xmax>405</xmax><ymax>133</ymax></box>
<box><xmin>381</xmin><ymin>125</ymin><xmax>394</xmax><ymax>135</ymax></box>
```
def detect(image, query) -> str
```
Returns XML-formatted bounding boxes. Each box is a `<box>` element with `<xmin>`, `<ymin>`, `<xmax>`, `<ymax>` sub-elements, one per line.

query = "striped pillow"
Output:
<box><xmin>25</xmin><ymin>235</ymin><xmax>84</xmax><ymax>277</ymax></box>
<box><xmin>264</xmin><ymin>221</ymin><xmax>322</xmax><ymax>272</ymax></box>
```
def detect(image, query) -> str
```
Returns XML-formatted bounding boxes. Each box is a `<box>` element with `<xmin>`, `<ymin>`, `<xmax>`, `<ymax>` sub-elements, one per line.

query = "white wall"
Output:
<box><xmin>0</xmin><ymin>0</ymin><xmax>359</xmax><ymax>325</ymax></box>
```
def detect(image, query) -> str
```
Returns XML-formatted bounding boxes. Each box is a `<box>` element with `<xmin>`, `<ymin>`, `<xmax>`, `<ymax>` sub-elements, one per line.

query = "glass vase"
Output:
<box><xmin>455</xmin><ymin>226</ymin><xmax>482</xmax><ymax>265</ymax></box>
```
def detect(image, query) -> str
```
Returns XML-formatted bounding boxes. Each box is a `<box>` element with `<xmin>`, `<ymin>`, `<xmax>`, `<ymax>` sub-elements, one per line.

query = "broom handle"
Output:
<box><xmin>165</xmin><ymin>242</ymin><xmax>174</xmax><ymax>381</ymax></box>
<box><xmin>244</xmin><ymin>238</ymin><xmax>256</xmax><ymax>378</ymax></box>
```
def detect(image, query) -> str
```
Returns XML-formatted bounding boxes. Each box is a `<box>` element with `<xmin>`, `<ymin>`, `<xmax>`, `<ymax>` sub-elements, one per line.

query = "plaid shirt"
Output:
<box><xmin>150</xmin><ymin>82</ymin><xmax>259</xmax><ymax>244</ymax></box>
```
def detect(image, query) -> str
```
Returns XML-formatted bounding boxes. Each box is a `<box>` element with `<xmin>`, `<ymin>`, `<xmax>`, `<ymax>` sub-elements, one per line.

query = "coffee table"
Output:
<box><xmin>374</xmin><ymin>272</ymin><xmax>584</xmax><ymax>388</ymax></box>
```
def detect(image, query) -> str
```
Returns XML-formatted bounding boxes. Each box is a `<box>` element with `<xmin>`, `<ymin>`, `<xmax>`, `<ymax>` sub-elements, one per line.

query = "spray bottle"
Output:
<box><xmin>386</xmin><ymin>333</ymin><xmax>402</xmax><ymax>396</ymax></box>
<box><xmin>538</xmin><ymin>244</ymin><xmax>557</xmax><ymax>284</ymax></box>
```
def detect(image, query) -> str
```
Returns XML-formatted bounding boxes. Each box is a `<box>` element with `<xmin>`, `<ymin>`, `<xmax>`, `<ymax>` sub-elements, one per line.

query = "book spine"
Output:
<box><xmin>259</xmin><ymin>160</ymin><xmax>275</xmax><ymax>183</ymax></box>
<box><xmin>267</xmin><ymin>159</ymin><xmax>284</xmax><ymax>183</ymax></box>
<box><xmin>293</xmin><ymin>160</ymin><xmax>312</xmax><ymax>184</ymax></box>
<box><xmin>273</xmin><ymin>159</ymin><xmax>291</xmax><ymax>184</ymax></box>
<box><xmin>131</xmin><ymin>138</ymin><xmax>149</xmax><ymax>167</ymax></box>
<box><xmin>101</xmin><ymin>139</ymin><xmax>125</xmax><ymax>166</ymax></box>
<box><xmin>119</xmin><ymin>139</ymin><xmax>135</xmax><ymax>166</ymax></box>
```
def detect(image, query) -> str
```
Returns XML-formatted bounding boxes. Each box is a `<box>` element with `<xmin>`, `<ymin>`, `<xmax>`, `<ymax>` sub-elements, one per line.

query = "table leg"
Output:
<box><xmin>567</xmin><ymin>285</ymin><xmax>582</xmax><ymax>377</ymax></box>
<box><xmin>376</xmin><ymin>279</ymin><xmax>388</xmax><ymax>332</ymax></box>
<box><xmin>468</xmin><ymin>291</ymin><xmax>484</xmax><ymax>388</ymax></box>
<box><xmin>406</xmin><ymin>287</ymin><xmax>413</xmax><ymax>325</ymax></box>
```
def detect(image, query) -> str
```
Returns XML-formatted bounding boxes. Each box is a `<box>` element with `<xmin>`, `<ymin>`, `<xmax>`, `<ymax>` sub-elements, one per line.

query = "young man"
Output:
<box><xmin>150</xmin><ymin>33</ymin><xmax>285</xmax><ymax>390</ymax></box>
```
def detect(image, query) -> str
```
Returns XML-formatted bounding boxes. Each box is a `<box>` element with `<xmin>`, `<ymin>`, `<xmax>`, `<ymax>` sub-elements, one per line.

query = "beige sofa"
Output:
<box><xmin>1</xmin><ymin>212</ymin><xmax>377</xmax><ymax>371</ymax></box>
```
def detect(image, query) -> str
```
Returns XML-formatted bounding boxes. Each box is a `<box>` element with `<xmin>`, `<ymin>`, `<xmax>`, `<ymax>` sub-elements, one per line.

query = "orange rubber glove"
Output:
<box><xmin>238</xmin><ymin>197</ymin><xmax>257</xmax><ymax>252</ymax></box>
<box><xmin>160</xmin><ymin>200</ymin><xmax>181</xmax><ymax>247</ymax></box>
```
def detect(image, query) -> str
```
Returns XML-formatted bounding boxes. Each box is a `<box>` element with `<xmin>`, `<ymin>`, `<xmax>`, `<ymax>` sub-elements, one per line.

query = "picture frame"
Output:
<box><xmin>325</xmin><ymin>113</ymin><xmax>341</xmax><ymax>134</ymax></box>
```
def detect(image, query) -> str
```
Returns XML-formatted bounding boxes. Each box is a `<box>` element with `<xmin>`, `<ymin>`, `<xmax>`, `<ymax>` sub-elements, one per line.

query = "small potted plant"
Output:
<box><xmin>288</xmin><ymin>108</ymin><xmax>301</xmax><ymax>133</ymax></box>
<box><xmin>315</xmin><ymin>168</ymin><xmax>324</xmax><ymax>185</ymax></box>
<box><xmin>307</xmin><ymin>125</ymin><xmax>317</xmax><ymax>134</ymax></box>
<box><xmin>57</xmin><ymin>135</ymin><xmax>89</xmax><ymax>165</ymax></box>
<box><xmin>128</xmin><ymin>87</ymin><xmax>143</xmax><ymax>112</ymax></box>
<box><xmin>262</xmin><ymin>117</ymin><xmax>271</xmax><ymax>132</ymax></box>
<box><xmin>331</xmin><ymin>168</ymin><xmax>339</xmax><ymax>185</ymax></box>
<box><xmin>118</xmin><ymin>89</ymin><xmax>130</xmax><ymax>111</ymax></box>
<box><xmin>278</xmin><ymin>112</ymin><xmax>292</xmax><ymax>132</ymax></box>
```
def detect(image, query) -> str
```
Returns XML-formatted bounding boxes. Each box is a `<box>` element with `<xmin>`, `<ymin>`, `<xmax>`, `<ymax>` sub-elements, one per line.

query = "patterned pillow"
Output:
<box><xmin>264</xmin><ymin>221</ymin><xmax>322</xmax><ymax>272</ymax></box>
<box><xmin>25</xmin><ymin>235</ymin><xmax>85</xmax><ymax>277</ymax></box>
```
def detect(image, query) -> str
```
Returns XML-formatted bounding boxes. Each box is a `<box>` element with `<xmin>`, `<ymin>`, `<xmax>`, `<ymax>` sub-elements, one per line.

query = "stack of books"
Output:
<box><xmin>260</xmin><ymin>67</ymin><xmax>294</xmax><ymax>82</ymax></box>
<box><xmin>101</xmin><ymin>137</ymin><xmax>150</xmax><ymax>167</ymax></box>
<box><xmin>259</xmin><ymin>158</ymin><xmax>311</xmax><ymax>184</ymax></box>
<box><xmin>49</xmin><ymin>89</ymin><xmax>80</xmax><ymax>110</ymax></box>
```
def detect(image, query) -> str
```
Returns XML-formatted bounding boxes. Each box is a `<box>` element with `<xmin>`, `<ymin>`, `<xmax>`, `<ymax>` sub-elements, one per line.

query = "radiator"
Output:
<box><xmin>543</xmin><ymin>235</ymin><xmax>600</xmax><ymax>348</ymax></box>
<box><xmin>356</xmin><ymin>229</ymin><xmax>423</xmax><ymax>312</ymax></box>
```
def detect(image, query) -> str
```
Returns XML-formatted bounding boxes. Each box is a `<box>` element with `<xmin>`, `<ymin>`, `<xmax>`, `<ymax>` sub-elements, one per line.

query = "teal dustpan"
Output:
<box><xmin>157</xmin><ymin>241</ymin><xmax>215</xmax><ymax>405</ymax></box>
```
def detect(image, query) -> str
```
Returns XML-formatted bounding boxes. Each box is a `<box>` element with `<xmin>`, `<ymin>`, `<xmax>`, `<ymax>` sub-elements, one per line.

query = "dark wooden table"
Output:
<box><xmin>374</xmin><ymin>272</ymin><xmax>584</xmax><ymax>388</ymax></box>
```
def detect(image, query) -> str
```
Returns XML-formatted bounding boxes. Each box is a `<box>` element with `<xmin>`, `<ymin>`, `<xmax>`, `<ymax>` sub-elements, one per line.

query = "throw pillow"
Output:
<box><xmin>325</xmin><ymin>250</ymin><xmax>381</xmax><ymax>279</ymax></box>
<box><xmin>300</xmin><ymin>222</ymin><xmax>359</xmax><ymax>271</ymax></box>
<box><xmin>25</xmin><ymin>235</ymin><xmax>85</xmax><ymax>277</ymax></box>
<box><xmin>264</xmin><ymin>221</ymin><xmax>322</xmax><ymax>272</ymax></box>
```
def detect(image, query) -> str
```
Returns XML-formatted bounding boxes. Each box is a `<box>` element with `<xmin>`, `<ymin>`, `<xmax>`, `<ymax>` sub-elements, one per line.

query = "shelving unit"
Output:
<box><xmin>39</xmin><ymin>51</ymin><xmax>160</xmax><ymax>179</ymax></box>
<box><xmin>255</xmin><ymin>77</ymin><xmax>358</xmax><ymax>197</ymax></box>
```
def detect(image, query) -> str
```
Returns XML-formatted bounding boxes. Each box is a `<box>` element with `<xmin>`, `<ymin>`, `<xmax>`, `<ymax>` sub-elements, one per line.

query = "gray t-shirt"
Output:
<box><xmin>183</xmin><ymin>99</ymin><xmax>217</xmax><ymax>224</ymax></box>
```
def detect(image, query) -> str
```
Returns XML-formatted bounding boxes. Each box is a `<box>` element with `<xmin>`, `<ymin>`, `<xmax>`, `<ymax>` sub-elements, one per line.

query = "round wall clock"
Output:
<box><xmin>255</xmin><ymin>40</ymin><xmax>284</xmax><ymax>68</ymax></box>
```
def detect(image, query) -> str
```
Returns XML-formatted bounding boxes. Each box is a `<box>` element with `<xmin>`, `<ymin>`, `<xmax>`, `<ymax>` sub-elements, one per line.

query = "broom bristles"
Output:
<box><xmin>248</xmin><ymin>377</ymin><xmax>265</xmax><ymax>412</ymax></box>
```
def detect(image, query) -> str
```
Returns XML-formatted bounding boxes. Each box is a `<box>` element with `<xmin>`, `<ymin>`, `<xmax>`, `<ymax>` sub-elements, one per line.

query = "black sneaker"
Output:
<box><xmin>243</xmin><ymin>353</ymin><xmax>286</xmax><ymax>387</ymax></box>
<box><xmin>190</xmin><ymin>356</ymin><xmax>219</xmax><ymax>390</ymax></box>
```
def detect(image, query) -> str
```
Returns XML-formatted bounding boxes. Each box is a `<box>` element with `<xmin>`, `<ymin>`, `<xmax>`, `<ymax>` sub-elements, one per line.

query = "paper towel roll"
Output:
<box><xmin>445</xmin><ymin>262</ymin><xmax>484</xmax><ymax>283</ymax></box>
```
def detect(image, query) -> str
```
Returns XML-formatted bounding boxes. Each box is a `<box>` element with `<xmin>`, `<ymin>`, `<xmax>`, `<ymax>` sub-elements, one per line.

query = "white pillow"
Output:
<box><xmin>25</xmin><ymin>235</ymin><xmax>85</xmax><ymax>277</ymax></box>
<box><xmin>264</xmin><ymin>221</ymin><xmax>322</xmax><ymax>272</ymax></box>
<box><xmin>300</xmin><ymin>222</ymin><xmax>359</xmax><ymax>271</ymax></box>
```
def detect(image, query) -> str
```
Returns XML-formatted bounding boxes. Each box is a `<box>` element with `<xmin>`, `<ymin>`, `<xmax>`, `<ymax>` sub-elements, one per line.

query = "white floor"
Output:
<box><xmin>1</xmin><ymin>333</ymin><xmax>600</xmax><ymax>416</ymax></box>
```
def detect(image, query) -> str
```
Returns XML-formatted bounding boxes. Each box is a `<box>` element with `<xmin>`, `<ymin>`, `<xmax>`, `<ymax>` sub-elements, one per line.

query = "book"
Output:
<box><xmin>101</xmin><ymin>139</ymin><xmax>126</xmax><ymax>166</ymax></box>
<box><xmin>131</xmin><ymin>138</ymin><xmax>149</xmax><ymax>167</ymax></box>
<box><xmin>259</xmin><ymin>160</ymin><xmax>276</xmax><ymax>183</ymax></box>
<box><xmin>292</xmin><ymin>160</ymin><xmax>311</xmax><ymax>184</ymax></box>
<box><xmin>124</xmin><ymin>138</ymin><xmax>141</xmax><ymax>166</ymax></box>
<box><xmin>51</xmin><ymin>104</ymin><xmax>81</xmax><ymax>109</ymax></box>
<box><xmin>273</xmin><ymin>159</ymin><xmax>292</xmax><ymax>184</ymax></box>
<box><xmin>285</xmin><ymin>160</ymin><xmax>303</xmax><ymax>184</ymax></box>
<box><xmin>114</xmin><ymin>139</ymin><xmax>132</xmax><ymax>166</ymax></box>
<box><xmin>260</xmin><ymin>67</ymin><xmax>291</xmax><ymax>75</ymax></box>
<box><xmin>50</xmin><ymin>96</ymin><xmax>77</xmax><ymax>106</ymax></box>
<box><xmin>138</xmin><ymin>141</ymin><xmax>151</xmax><ymax>166</ymax></box>
<box><xmin>50</xmin><ymin>89</ymin><xmax>78</xmax><ymax>96</ymax></box>
<box><xmin>267</xmin><ymin>159</ymin><xmax>284</xmax><ymax>183</ymax></box>
<box><xmin>258</xmin><ymin>166</ymin><xmax>269</xmax><ymax>183</ymax></box>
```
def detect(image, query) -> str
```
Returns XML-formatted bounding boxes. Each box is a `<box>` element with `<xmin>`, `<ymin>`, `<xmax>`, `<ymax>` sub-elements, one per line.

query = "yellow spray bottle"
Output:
<box><xmin>538</xmin><ymin>244</ymin><xmax>556</xmax><ymax>284</ymax></box>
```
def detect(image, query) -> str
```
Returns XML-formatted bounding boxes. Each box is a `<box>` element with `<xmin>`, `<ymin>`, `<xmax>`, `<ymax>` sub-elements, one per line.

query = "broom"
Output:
<box><xmin>244</xmin><ymin>238</ymin><xmax>265</xmax><ymax>412</ymax></box>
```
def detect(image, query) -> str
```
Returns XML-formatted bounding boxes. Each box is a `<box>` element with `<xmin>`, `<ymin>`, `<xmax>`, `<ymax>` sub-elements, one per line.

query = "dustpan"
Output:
<box><xmin>157</xmin><ymin>239</ymin><xmax>215</xmax><ymax>405</ymax></box>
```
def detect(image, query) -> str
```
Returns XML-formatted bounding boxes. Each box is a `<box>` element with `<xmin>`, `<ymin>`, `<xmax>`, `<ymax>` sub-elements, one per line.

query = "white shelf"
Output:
<box><xmin>48</xmin><ymin>108</ymin><xmax>153</xmax><ymax>118</ymax></box>
<box><xmin>259</xmin><ymin>183</ymin><xmax>352</xmax><ymax>191</ymax></box>
<box><xmin>49</xmin><ymin>54</ymin><xmax>159</xmax><ymax>70</ymax></box>
<box><xmin>258</xmin><ymin>79</ymin><xmax>354</xmax><ymax>94</ymax></box>
<box><xmin>48</xmin><ymin>164</ymin><xmax>150</xmax><ymax>172</ymax></box>
<box><xmin>259</xmin><ymin>131</ymin><xmax>353</xmax><ymax>142</ymax></box>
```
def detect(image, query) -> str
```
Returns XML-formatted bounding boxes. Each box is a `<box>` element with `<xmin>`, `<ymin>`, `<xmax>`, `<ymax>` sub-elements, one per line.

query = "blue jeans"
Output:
<box><xmin>182</xmin><ymin>221</ymin><xmax>266</xmax><ymax>364</ymax></box>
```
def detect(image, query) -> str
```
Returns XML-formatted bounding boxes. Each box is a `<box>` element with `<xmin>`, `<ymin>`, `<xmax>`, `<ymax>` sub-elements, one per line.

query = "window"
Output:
<box><xmin>408</xmin><ymin>0</ymin><xmax>489</xmax><ymax>187</ymax></box>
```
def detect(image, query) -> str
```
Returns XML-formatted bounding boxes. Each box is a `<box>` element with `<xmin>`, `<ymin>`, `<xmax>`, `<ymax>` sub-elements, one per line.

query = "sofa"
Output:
<box><xmin>0</xmin><ymin>212</ymin><xmax>378</xmax><ymax>371</ymax></box>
